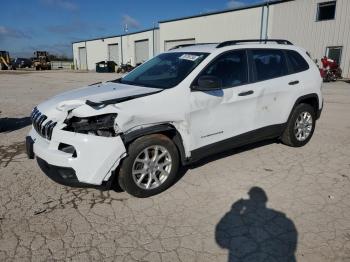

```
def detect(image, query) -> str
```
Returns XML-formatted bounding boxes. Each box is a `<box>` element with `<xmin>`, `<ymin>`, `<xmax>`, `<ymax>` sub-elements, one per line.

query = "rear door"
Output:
<box><xmin>249</xmin><ymin>48</ymin><xmax>299</xmax><ymax>128</ymax></box>
<box><xmin>190</xmin><ymin>49</ymin><xmax>260</xmax><ymax>151</ymax></box>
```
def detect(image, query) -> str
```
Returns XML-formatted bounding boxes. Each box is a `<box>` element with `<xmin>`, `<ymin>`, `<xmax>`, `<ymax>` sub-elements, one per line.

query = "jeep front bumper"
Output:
<box><xmin>26</xmin><ymin>127</ymin><xmax>126</xmax><ymax>187</ymax></box>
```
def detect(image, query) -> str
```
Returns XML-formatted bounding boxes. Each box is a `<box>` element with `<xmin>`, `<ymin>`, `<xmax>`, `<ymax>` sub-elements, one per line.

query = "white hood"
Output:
<box><xmin>37</xmin><ymin>82</ymin><xmax>161</xmax><ymax>118</ymax></box>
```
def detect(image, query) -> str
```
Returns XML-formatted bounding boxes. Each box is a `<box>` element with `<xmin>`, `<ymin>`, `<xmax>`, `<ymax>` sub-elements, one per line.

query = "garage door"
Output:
<box><xmin>135</xmin><ymin>40</ymin><xmax>149</xmax><ymax>65</ymax></box>
<box><xmin>78</xmin><ymin>47</ymin><xmax>87</xmax><ymax>70</ymax></box>
<box><xmin>108</xmin><ymin>44</ymin><xmax>119</xmax><ymax>64</ymax></box>
<box><xmin>164</xmin><ymin>38</ymin><xmax>196</xmax><ymax>51</ymax></box>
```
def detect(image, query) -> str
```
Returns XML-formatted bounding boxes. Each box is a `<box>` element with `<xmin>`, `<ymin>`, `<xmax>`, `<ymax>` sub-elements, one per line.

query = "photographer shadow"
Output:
<box><xmin>215</xmin><ymin>187</ymin><xmax>297</xmax><ymax>262</ymax></box>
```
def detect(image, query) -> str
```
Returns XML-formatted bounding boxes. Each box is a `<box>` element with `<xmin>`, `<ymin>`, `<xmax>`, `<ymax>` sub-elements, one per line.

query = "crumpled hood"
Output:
<box><xmin>36</xmin><ymin>82</ymin><xmax>161</xmax><ymax>119</ymax></box>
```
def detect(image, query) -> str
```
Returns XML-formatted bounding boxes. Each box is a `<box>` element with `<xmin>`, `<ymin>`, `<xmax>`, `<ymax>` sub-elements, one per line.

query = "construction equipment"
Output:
<box><xmin>32</xmin><ymin>51</ymin><xmax>51</xmax><ymax>70</ymax></box>
<box><xmin>0</xmin><ymin>51</ymin><xmax>12</xmax><ymax>70</ymax></box>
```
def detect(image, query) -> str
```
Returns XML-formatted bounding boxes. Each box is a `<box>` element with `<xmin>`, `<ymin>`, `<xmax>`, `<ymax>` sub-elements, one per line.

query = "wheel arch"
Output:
<box><xmin>288</xmin><ymin>94</ymin><xmax>320</xmax><ymax>122</ymax></box>
<box><xmin>121</xmin><ymin>124</ymin><xmax>187</xmax><ymax>165</ymax></box>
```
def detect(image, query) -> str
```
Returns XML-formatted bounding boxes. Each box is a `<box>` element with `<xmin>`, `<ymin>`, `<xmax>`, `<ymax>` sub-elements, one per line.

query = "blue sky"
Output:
<box><xmin>0</xmin><ymin>0</ymin><xmax>267</xmax><ymax>58</ymax></box>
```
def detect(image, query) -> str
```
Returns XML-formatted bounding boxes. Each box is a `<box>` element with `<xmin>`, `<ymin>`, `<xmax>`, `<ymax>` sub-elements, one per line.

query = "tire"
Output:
<box><xmin>281</xmin><ymin>103</ymin><xmax>316</xmax><ymax>147</ymax></box>
<box><xmin>118</xmin><ymin>134</ymin><xmax>180</xmax><ymax>198</ymax></box>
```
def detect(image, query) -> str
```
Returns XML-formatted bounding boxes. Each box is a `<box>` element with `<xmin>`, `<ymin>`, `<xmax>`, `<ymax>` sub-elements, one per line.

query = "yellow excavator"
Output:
<box><xmin>0</xmin><ymin>51</ymin><xmax>12</xmax><ymax>70</ymax></box>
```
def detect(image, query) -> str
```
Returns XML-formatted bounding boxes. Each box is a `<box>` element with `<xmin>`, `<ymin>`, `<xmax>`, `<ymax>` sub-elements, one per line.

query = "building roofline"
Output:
<box><xmin>72</xmin><ymin>0</ymin><xmax>295</xmax><ymax>44</ymax></box>
<box><xmin>158</xmin><ymin>0</ymin><xmax>295</xmax><ymax>24</ymax></box>
<box><xmin>72</xmin><ymin>27</ymin><xmax>159</xmax><ymax>44</ymax></box>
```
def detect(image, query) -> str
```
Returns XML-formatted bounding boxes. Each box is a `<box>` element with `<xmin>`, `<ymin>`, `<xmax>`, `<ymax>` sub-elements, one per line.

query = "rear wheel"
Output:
<box><xmin>118</xmin><ymin>134</ymin><xmax>179</xmax><ymax>198</ymax></box>
<box><xmin>281</xmin><ymin>103</ymin><xmax>316</xmax><ymax>147</ymax></box>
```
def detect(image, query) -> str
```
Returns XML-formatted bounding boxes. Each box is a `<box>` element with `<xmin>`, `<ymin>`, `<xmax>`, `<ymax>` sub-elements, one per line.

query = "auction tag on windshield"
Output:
<box><xmin>179</xmin><ymin>54</ymin><xmax>200</xmax><ymax>61</ymax></box>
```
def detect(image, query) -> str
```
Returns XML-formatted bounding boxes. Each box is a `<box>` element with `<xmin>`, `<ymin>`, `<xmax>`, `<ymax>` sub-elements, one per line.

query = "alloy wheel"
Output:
<box><xmin>132</xmin><ymin>145</ymin><xmax>172</xmax><ymax>190</ymax></box>
<box><xmin>294</xmin><ymin>111</ymin><xmax>313</xmax><ymax>141</ymax></box>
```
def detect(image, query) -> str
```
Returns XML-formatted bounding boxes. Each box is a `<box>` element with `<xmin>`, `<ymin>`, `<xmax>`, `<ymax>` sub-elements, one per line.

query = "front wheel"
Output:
<box><xmin>281</xmin><ymin>103</ymin><xmax>316</xmax><ymax>147</ymax></box>
<box><xmin>118</xmin><ymin>134</ymin><xmax>179</xmax><ymax>198</ymax></box>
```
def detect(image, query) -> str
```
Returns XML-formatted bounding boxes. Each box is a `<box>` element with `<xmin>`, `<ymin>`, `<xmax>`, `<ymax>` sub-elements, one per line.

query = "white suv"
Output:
<box><xmin>26</xmin><ymin>39</ymin><xmax>323</xmax><ymax>197</ymax></box>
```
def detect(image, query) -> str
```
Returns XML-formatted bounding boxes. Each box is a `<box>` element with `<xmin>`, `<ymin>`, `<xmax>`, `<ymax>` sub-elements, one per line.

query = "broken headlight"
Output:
<box><xmin>64</xmin><ymin>114</ymin><xmax>119</xmax><ymax>137</ymax></box>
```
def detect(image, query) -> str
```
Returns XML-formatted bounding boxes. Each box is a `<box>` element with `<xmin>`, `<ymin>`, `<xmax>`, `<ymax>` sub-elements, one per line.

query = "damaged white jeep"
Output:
<box><xmin>26</xmin><ymin>39</ymin><xmax>323</xmax><ymax>197</ymax></box>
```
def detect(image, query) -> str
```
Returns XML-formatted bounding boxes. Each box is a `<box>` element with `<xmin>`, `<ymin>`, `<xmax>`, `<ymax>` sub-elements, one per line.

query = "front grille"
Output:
<box><xmin>30</xmin><ymin>107</ymin><xmax>57</xmax><ymax>140</ymax></box>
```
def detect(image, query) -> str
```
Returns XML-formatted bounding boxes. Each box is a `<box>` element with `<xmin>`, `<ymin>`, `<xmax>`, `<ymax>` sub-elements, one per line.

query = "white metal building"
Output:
<box><xmin>72</xmin><ymin>0</ymin><xmax>350</xmax><ymax>77</ymax></box>
<box><xmin>73</xmin><ymin>28</ymin><xmax>159</xmax><ymax>70</ymax></box>
<box><xmin>269</xmin><ymin>0</ymin><xmax>350</xmax><ymax>78</ymax></box>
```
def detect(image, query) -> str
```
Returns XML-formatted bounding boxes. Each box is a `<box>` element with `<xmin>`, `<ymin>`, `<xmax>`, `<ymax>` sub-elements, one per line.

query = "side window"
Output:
<box><xmin>286</xmin><ymin>50</ymin><xmax>309</xmax><ymax>73</ymax></box>
<box><xmin>326</xmin><ymin>46</ymin><xmax>342</xmax><ymax>64</ymax></box>
<box><xmin>317</xmin><ymin>1</ymin><xmax>336</xmax><ymax>21</ymax></box>
<box><xmin>252</xmin><ymin>49</ymin><xmax>288</xmax><ymax>81</ymax></box>
<box><xmin>200</xmin><ymin>50</ymin><xmax>248</xmax><ymax>88</ymax></box>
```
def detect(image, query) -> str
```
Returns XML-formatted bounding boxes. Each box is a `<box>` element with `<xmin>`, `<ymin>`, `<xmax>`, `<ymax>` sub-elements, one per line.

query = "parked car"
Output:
<box><xmin>26</xmin><ymin>39</ymin><xmax>323</xmax><ymax>197</ymax></box>
<box><xmin>12</xmin><ymin>58</ymin><xmax>32</xmax><ymax>69</ymax></box>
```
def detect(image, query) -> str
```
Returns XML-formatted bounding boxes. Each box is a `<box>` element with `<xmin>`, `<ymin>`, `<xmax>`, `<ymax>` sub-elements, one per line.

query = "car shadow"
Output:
<box><xmin>215</xmin><ymin>187</ymin><xmax>298</xmax><ymax>262</ymax></box>
<box><xmin>174</xmin><ymin>139</ymin><xmax>278</xmax><ymax>184</ymax></box>
<box><xmin>0</xmin><ymin>117</ymin><xmax>31</xmax><ymax>133</ymax></box>
<box><xmin>112</xmin><ymin>139</ymin><xmax>278</xmax><ymax>194</ymax></box>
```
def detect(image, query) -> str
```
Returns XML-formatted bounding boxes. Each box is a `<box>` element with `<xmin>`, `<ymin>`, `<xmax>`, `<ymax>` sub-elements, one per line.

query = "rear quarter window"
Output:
<box><xmin>286</xmin><ymin>50</ymin><xmax>309</xmax><ymax>73</ymax></box>
<box><xmin>251</xmin><ymin>49</ymin><xmax>288</xmax><ymax>81</ymax></box>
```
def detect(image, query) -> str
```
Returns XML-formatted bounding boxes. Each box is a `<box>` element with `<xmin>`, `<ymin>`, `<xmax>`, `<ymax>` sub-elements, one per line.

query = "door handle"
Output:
<box><xmin>238</xmin><ymin>90</ymin><xmax>254</xmax><ymax>96</ymax></box>
<box><xmin>289</xmin><ymin>80</ymin><xmax>299</xmax><ymax>85</ymax></box>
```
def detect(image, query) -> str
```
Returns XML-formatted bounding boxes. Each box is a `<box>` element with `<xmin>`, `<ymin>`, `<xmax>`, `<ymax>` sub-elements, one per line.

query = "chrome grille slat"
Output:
<box><xmin>30</xmin><ymin>107</ymin><xmax>57</xmax><ymax>140</ymax></box>
<box><xmin>43</xmin><ymin>120</ymin><xmax>53</xmax><ymax>138</ymax></box>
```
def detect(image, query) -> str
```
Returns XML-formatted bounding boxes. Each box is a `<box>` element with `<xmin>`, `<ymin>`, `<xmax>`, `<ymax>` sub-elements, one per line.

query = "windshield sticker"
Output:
<box><xmin>179</xmin><ymin>54</ymin><xmax>200</xmax><ymax>61</ymax></box>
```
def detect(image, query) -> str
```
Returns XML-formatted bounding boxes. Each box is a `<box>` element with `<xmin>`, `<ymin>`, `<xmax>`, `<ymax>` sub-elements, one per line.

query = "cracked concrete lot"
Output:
<box><xmin>1</xmin><ymin>70</ymin><xmax>350</xmax><ymax>261</ymax></box>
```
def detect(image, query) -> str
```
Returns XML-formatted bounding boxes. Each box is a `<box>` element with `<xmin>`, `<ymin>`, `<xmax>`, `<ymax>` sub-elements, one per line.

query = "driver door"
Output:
<box><xmin>189</xmin><ymin>49</ymin><xmax>259</xmax><ymax>154</ymax></box>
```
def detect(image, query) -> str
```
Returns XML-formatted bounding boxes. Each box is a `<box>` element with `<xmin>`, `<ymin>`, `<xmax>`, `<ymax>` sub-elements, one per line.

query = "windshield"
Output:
<box><xmin>120</xmin><ymin>52</ymin><xmax>209</xmax><ymax>89</ymax></box>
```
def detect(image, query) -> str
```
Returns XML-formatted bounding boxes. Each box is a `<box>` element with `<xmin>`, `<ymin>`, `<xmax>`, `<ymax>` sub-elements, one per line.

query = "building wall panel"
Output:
<box><xmin>159</xmin><ymin>7</ymin><xmax>263</xmax><ymax>52</ymax></box>
<box><xmin>120</xmin><ymin>30</ymin><xmax>157</xmax><ymax>66</ymax></box>
<box><xmin>270</xmin><ymin>0</ymin><xmax>350</xmax><ymax>77</ymax></box>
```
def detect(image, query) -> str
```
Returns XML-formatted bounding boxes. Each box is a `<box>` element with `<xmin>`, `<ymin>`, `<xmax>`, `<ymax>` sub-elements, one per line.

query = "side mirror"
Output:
<box><xmin>192</xmin><ymin>75</ymin><xmax>222</xmax><ymax>91</ymax></box>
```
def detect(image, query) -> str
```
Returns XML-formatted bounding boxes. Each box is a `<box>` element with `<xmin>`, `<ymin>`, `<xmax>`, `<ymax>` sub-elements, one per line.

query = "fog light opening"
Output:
<box><xmin>58</xmin><ymin>143</ymin><xmax>77</xmax><ymax>158</ymax></box>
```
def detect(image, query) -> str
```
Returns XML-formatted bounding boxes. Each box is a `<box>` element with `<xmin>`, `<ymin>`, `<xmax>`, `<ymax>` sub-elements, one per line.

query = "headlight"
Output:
<box><xmin>64</xmin><ymin>114</ymin><xmax>118</xmax><ymax>137</ymax></box>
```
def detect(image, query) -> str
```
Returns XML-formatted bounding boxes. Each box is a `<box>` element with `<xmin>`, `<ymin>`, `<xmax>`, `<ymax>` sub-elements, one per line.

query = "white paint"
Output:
<box><xmin>30</xmin><ymin>128</ymin><xmax>126</xmax><ymax>185</ymax></box>
<box><xmin>29</xmin><ymin>43</ymin><xmax>322</xmax><ymax>186</ymax></box>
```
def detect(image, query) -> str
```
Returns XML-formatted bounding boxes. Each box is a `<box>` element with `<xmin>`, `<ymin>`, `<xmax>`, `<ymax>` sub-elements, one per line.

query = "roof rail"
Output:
<box><xmin>216</xmin><ymin>39</ymin><xmax>293</xmax><ymax>48</ymax></box>
<box><xmin>169</xmin><ymin>43</ymin><xmax>217</xmax><ymax>50</ymax></box>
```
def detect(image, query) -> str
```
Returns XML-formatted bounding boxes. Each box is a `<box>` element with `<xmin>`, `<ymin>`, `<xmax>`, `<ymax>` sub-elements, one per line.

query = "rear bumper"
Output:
<box><xmin>26</xmin><ymin>127</ymin><xmax>126</xmax><ymax>187</ymax></box>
